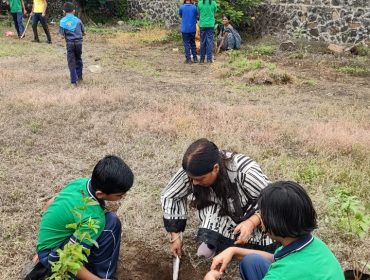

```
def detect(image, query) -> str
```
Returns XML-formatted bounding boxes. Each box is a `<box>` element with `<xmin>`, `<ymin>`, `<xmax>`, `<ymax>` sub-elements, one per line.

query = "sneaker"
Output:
<box><xmin>47</xmin><ymin>41</ymin><xmax>52</xmax><ymax>44</ymax></box>
<box><xmin>193</xmin><ymin>57</ymin><xmax>198</xmax><ymax>63</ymax></box>
<box><xmin>207</xmin><ymin>60</ymin><xmax>213</xmax><ymax>64</ymax></box>
<box><xmin>185</xmin><ymin>59</ymin><xmax>192</xmax><ymax>64</ymax></box>
<box><xmin>199</xmin><ymin>59</ymin><xmax>205</xmax><ymax>64</ymax></box>
<box><xmin>197</xmin><ymin>242</ymin><xmax>216</xmax><ymax>259</ymax></box>
<box><xmin>32</xmin><ymin>39</ymin><xmax>40</xmax><ymax>43</ymax></box>
<box><xmin>71</xmin><ymin>83</ymin><xmax>77</xmax><ymax>88</ymax></box>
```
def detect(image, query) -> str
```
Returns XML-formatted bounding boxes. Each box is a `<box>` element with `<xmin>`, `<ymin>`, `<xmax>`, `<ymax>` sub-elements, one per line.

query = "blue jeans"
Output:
<box><xmin>38</xmin><ymin>212</ymin><xmax>121</xmax><ymax>279</ymax></box>
<box><xmin>182</xmin><ymin>32</ymin><xmax>197</xmax><ymax>61</ymax></box>
<box><xmin>239</xmin><ymin>254</ymin><xmax>272</xmax><ymax>280</ymax></box>
<box><xmin>200</xmin><ymin>27</ymin><xmax>214</xmax><ymax>62</ymax></box>
<box><xmin>11</xmin><ymin>12</ymin><xmax>24</xmax><ymax>37</ymax></box>
<box><xmin>67</xmin><ymin>42</ymin><xmax>83</xmax><ymax>84</ymax></box>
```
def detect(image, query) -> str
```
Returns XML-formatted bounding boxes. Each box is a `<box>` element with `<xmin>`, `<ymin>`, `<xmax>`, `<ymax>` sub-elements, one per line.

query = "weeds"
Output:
<box><xmin>337</xmin><ymin>66</ymin><xmax>370</xmax><ymax>77</ymax></box>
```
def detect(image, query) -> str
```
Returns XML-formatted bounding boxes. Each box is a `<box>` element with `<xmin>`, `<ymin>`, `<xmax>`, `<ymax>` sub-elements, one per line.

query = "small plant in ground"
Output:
<box><xmin>328</xmin><ymin>187</ymin><xmax>370</xmax><ymax>280</ymax></box>
<box><xmin>329</xmin><ymin>187</ymin><xmax>370</xmax><ymax>239</ymax></box>
<box><xmin>48</xmin><ymin>197</ymin><xmax>100</xmax><ymax>280</ymax></box>
<box><xmin>294</xmin><ymin>160</ymin><xmax>324</xmax><ymax>186</ymax></box>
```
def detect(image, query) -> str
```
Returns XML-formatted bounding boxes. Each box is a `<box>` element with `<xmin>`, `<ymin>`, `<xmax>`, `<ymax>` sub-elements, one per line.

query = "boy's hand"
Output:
<box><xmin>42</xmin><ymin>12</ymin><xmax>45</xmax><ymax>17</ymax></box>
<box><xmin>204</xmin><ymin>270</ymin><xmax>223</xmax><ymax>280</ymax></box>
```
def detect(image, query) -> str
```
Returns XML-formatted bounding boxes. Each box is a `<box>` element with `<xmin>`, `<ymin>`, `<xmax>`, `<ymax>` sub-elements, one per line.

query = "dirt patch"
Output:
<box><xmin>119</xmin><ymin>241</ymin><xmax>203</xmax><ymax>280</ymax></box>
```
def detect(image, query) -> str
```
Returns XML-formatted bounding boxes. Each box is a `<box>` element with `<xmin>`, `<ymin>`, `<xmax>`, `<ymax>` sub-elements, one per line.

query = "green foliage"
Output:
<box><xmin>336</xmin><ymin>66</ymin><xmax>370</xmax><ymax>77</ymax></box>
<box><xmin>294</xmin><ymin>160</ymin><xmax>324</xmax><ymax>185</ymax></box>
<box><xmin>249</xmin><ymin>45</ymin><xmax>276</xmax><ymax>56</ymax></box>
<box><xmin>127</xmin><ymin>18</ymin><xmax>157</xmax><ymax>29</ymax></box>
<box><xmin>329</xmin><ymin>187</ymin><xmax>370</xmax><ymax>239</ymax></box>
<box><xmin>216</xmin><ymin>0</ymin><xmax>262</xmax><ymax>26</ymax></box>
<box><xmin>48</xmin><ymin>197</ymin><xmax>100</xmax><ymax>280</ymax></box>
<box><xmin>76</xmin><ymin>0</ymin><xmax>127</xmax><ymax>23</ymax></box>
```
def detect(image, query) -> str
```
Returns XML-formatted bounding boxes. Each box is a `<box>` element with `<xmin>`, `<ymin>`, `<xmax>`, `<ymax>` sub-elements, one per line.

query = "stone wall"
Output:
<box><xmin>46</xmin><ymin>0</ymin><xmax>369</xmax><ymax>44</ymax></box>
<box><xmin>126</xmin><ymin>0</ymin><xmax>180</xmax><ymax>27</ymax></box>
<box><xmin>253</xmin><ymin>0</ymin><xmax>370</xmax><ymax>44</ymax></box>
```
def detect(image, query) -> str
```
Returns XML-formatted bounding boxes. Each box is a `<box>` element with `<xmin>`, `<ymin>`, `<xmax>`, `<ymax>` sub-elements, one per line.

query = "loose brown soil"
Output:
<box><xmin>0</xmin><ymin>23</ymin><xmax>369</xmax><ymax>279</ymax></box>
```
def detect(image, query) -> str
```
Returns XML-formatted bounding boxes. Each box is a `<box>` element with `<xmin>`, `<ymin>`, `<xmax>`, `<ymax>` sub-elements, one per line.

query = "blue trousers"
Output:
<box><xmin>38</xmin><ymin>212</ymin><xmax>121</xmax><ymax>279</ymax></box>
<box><xmin>11</xmin><ymin>12</ymin><xmax>24</xmax><ymax>37</ymax></box>
<box><xmin>240</xmin><ymin>254</ymin><xmax>272</xmax><ymax>280</ymax></box>
<box><xmin>66</xmin><ymin>42</ymin><xmax>83</xmax><ymax>84</ymax></box>
<box><xmin>182</xmin><ymin>32</ymin><xmax>197</xmax><ymax>61</ymax></box>
<box><xmin>200</xmin><ymin>27</ymin><xmax>214</xmax><ymax>62</ymax></box>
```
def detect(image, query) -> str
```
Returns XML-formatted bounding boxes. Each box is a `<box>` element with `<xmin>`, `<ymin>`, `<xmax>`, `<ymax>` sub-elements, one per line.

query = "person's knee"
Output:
<box><xmin>105</xmin><ymin>212</ymin><xmax>122</xmax><ymax>232</ymax></box>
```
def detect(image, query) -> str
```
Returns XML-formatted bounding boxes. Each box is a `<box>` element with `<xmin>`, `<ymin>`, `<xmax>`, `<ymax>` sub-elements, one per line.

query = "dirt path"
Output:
<box><xmin>0</xmin><ymin>25</ymin><xmax>369</xmax><ymax>279</ymax></box>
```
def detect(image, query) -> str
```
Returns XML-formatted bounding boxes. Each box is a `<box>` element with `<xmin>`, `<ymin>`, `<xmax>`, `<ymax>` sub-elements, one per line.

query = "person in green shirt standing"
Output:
<box><xmin>9</xmin><ymin>0</ymin><xmax>26</xmax><ymax>38</ymax></box>
<box><xmin>204</xmin><ymin>181</ymin><xmax>345</xmax><ymax>280</ymax></box>
<box><xmin>197</xmin><ymin>0</ymin><xmax>217</xmax><ymax>63</ymax></box>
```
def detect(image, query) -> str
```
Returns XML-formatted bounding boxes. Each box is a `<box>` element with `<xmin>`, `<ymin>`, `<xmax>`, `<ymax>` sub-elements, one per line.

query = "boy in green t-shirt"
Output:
<box><xmin>9</xmin><ymin>0</ymin><xmax>26</xmax><ymax>38</ymax></box>
<box><xmin>25</xmin><ymin>155</ymin><xmax>134</xmax><ymax>280</ymax></box>
<box><xmin>204</xmin><ymin>181</ymin><xmax>344</xmax><ymax>280</ymax></box>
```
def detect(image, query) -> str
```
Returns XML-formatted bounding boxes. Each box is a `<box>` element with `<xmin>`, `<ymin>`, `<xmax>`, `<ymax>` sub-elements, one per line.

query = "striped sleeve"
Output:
<box><xmin>236</xmin><ymin>154</ymin><xmax>269</xmax><ymax>200</ymax></box>
<box><xmin>161</xmin><ymin>168</ymin><xmax>192</xmax><ymax>232</ymax></box>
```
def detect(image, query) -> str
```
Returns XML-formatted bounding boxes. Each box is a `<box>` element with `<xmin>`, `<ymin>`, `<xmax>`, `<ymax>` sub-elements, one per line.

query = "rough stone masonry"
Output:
<box><xmin>126</xmin><ymin>0</ymin><xmax>369</xmax><ymax>44</ymax></box>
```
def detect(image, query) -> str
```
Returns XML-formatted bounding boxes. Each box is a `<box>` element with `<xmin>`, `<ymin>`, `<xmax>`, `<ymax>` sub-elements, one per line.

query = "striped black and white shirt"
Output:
<box><xmin>161</xmin><ymin>152</ymin><xmax>270</xmax><ymax>243</ymax></box>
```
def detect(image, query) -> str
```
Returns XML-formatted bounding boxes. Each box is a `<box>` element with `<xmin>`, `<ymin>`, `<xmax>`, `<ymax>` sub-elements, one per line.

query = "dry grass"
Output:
<box><xmin>0</xmin><ymin>23</ymin><xmax>369</xmax><ymax>279</ymax></box>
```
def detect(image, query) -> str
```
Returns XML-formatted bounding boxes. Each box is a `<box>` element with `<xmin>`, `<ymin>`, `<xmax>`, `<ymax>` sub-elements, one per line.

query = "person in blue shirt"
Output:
<box><xmin>59</xmin><ymin>2</ymin><xmax>85</xmax><ymax>86</ymax></box>
<box><xmin>179</xmin><ymin>0</ymin><xmax>198</xmax><ymax>64</ymax></box>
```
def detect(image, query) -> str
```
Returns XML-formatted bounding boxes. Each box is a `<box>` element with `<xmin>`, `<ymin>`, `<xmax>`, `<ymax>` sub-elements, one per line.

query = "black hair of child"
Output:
<box><xmin>91</xmin><ymin>155</ymin><xmax>134</xmax><ymax>194</ymax></box>
<box><xmin>202</xmin><ymin>0</ymin><xmax>212</xmax><ymax>4</ymax></box>
<box><xmin>63</xmin><ymin>2</ymin><xmax>75</xmax><ymax>13</ymax></box>
<box><xmin>258</xmin><ymin>181</ymin><xmax>317</xmax><ymax>238</ymax></box>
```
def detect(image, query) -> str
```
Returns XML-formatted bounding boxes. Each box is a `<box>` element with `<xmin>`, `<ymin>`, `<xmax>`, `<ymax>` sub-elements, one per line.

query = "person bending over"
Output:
<box><xmin>161</xmin><ymin>138</ymin><xmax>277</xmax><ymax>260</ymax></box>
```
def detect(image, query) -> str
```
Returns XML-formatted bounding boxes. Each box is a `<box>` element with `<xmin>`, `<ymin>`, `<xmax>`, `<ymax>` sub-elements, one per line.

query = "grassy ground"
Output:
<box><xmin>0</xmin><ymin>19</ymin><xmax>369</xmax><ymax>279</ymax></box>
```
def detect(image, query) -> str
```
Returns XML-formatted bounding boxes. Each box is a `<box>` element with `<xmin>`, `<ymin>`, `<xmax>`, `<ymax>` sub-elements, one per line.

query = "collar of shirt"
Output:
<box><xmin>86</xmin><ymin>179</ymin><xmax>106</xmax><ymax>209</ymax></box>
<box><xmin>274</xmin><ymin>234</ymin><xmax>314</xmax><ymax>260</ymax></box>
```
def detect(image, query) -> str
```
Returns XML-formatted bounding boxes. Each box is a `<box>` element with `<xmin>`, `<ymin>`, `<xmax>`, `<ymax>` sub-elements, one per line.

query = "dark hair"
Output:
<box><xmin>91</xmin><ymin>155</ymin><xmax>134</xmax><ymax>194</ymax></box>
<box><xmin>223</xmin><ymin>15</ymin><xmax>231</xmax><ymax>21</ymax></box>
<box><xmin>63</xmin><ymin>2</ymin><xmax>74</xmax><ymax>13</ymax></box>
<box><xmin>258</xmin><ymin>181</ymin><xmax>317</xmax><ymax>238</ymax></box>
<box><xmin>203</xmin><ymin>0</ymin><xmax>212</xmax><ymax>4</ymax></box>
<box><xmin>182</xmin><ymin>139</ymin><xmax>240</xmax><ymax>217</ymax></box>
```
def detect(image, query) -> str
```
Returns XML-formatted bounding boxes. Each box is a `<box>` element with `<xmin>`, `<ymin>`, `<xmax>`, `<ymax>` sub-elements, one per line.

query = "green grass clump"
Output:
<box><xmin>337</xmin><ymin>66</ymin><xmax>370</xmax><ymax>77</ymax></box>
<box><xmin>250</xmin><ymin>44</ymin><xmax>276</xmax><ymax>56</ymax></box>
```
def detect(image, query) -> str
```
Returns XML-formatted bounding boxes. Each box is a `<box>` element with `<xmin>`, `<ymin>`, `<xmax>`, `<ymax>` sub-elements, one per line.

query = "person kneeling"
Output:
<box><xmin>25</xmin><ymin>155</ymin><xmax>134</xmax><ymax>280</ymax></box>
<box><xmin>204</xmin><ymin>181</ymin><xmax>344</xmax><ymax>280</ymax></box>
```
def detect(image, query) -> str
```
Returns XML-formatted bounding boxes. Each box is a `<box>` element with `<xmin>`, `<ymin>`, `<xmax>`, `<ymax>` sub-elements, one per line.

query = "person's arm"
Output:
<box><xmin>161</xmin><ymin>168</ymin><xmax>192</xmax><ymax>257</ymax></box>
<box><xmin>210</xmin><ymin>247</ymin><xmax>273</xmax><ymax>273</ymax></box>
<box><xmin>42</xmin><ymin>0</ymin><xmax>47</xmax><ymax>16</ymax></box>
<box><xmin>76</xmin><ymin>266</ymin><xmax>110</xmax><ymax>280</ymax></box>
<box><xmin>80</xmin><ymin>20</ymin><xmax>86</xmax><ymax>36</ymax></box>
<box><xmin>233</xmin><ymin>155</ymin><xmax>269</xmax><ymax>245</ymax></box>
<box><xmin>21</xmin><ymin>0</ymin><xmax>27</xmax><ymax>15</ymax></box>
<box><xmin>179</xmin><ymin>6</ymin><xmax>182</xmax><ymax>18</ymax></box>
<box><xmin>216</xmin><ymin>33</ymin><xmax>226</xmax><ymax>54</ymax></box>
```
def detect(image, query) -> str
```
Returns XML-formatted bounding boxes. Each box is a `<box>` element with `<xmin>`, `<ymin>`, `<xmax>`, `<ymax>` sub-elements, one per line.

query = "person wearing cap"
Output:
<box><xmin>161</xmin><ymin>138</ymin><xmax>277</xmax><ymax>259</ymax></box>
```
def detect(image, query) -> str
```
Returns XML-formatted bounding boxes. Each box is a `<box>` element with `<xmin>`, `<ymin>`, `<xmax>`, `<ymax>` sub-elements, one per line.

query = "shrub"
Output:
<box><xmin>216</xmin><ymin>0</ymin><xmax>262</xmax><ymax>26</ymax></box>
